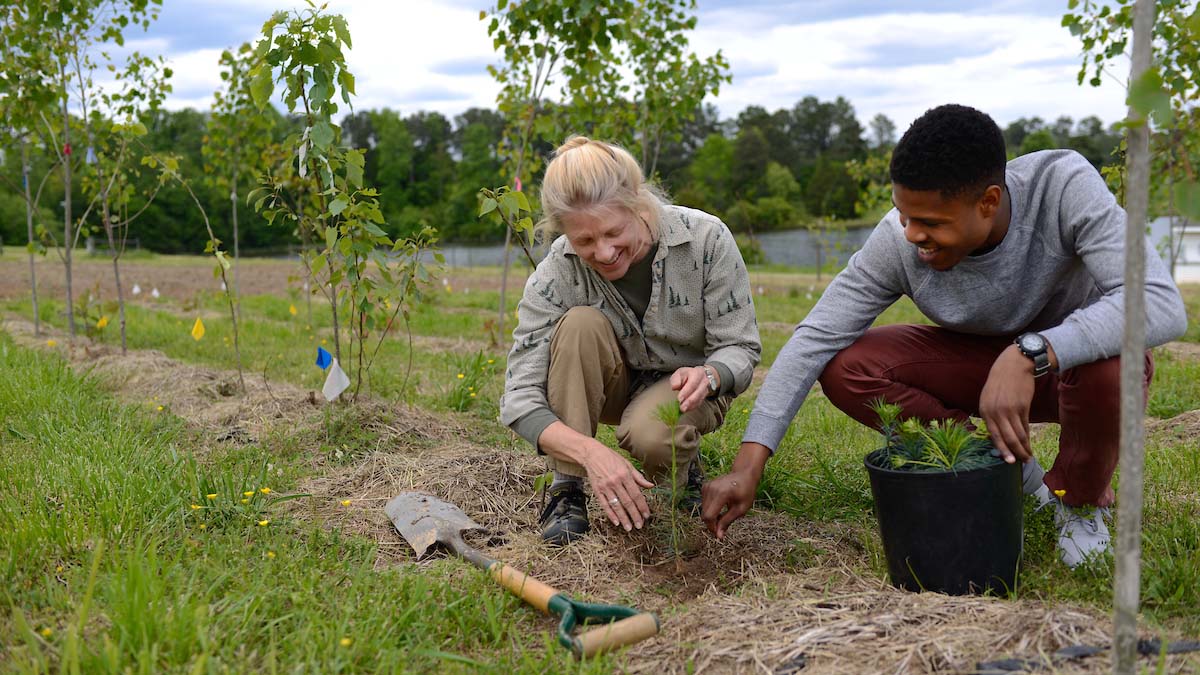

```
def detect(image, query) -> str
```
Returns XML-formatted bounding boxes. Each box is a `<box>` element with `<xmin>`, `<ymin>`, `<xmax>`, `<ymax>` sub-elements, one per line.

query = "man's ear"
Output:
<box><xmin>977</xmin><ymin>184</ymin><xmax>1003</xmax><ymax>218</ymax></box>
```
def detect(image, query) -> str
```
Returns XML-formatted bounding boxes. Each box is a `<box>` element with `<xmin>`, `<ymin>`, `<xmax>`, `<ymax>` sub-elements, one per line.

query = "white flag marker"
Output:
<box><xmin>322</xmin><ymin>358</ymin><xmax>350</xmax><ymax>401</ymax></box>
<box><xmin>131</xmin><ymin>284</ymin><xmax>141</xmax><ymax>295</ymax></box>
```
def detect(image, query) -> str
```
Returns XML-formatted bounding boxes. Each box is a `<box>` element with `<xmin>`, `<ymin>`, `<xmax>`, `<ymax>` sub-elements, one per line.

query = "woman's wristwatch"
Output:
<box><xmin>702</xmin><ymin>365</ymin><xmax>720</xmax><ymax>396</ymax></box>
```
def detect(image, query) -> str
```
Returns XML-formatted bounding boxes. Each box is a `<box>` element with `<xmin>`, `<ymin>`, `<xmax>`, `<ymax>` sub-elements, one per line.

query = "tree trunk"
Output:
<box><xmin>61</xmin><ymin>89</ymin><xmax>76</xmax><ymax>337</ymax></box>
<box><xmin>231</xmin><ymin>180</ymin><xmax>241</xmax><ymax>322</ymax></box>
<box><xmin>102</xmin><ymin>198</ymin><xmax>127</xmax><ymax>354</ymax></box>
<box><xmin>1114</xmin><ymin>1</ymin><xmax>1154</xmax><ymax>673</ymax></box>
<box><xmin>22</xmin><ymin>142</ymin><xmax>40</xmax><ymax>336</ymax></box>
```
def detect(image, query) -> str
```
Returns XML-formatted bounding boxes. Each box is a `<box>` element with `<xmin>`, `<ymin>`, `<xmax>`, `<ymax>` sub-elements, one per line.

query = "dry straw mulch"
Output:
<box><xmin>5</xmin><ymin>315</ymin><xmax>1198</xmax><ymax>674</ymax></box>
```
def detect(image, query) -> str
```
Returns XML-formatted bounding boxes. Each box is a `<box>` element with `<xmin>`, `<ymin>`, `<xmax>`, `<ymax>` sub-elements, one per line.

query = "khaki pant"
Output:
<box><xmin>546</xmin><ymin>306</ymin><xmax>730</xmax><ymax>489</ymax></box>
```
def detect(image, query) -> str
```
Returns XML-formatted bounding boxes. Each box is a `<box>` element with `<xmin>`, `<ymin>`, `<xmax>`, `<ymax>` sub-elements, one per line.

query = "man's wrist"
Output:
<box><xmin>733</xmin><ymin>441</ymin><xmax>771</xmax><ymax>479</ymax></box>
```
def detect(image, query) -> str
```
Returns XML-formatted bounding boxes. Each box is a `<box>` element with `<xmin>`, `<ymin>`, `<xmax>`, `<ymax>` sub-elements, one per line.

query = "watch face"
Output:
<box><xmin>1019</xmin><ymin>333</ymin><xmax>1046</xmax><ymax>352</ymax></box>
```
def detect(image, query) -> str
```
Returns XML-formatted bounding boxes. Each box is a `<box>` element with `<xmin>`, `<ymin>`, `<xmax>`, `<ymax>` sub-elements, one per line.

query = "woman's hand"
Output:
<box><xmin>581</xmin><ymin>441</ymin><xmax>655</xmax><ymax>531</ymax></box>
<box><xmin>671</xmin><ymin>365</ymin><xmax>712</xmax><ymax>413</ymax></box>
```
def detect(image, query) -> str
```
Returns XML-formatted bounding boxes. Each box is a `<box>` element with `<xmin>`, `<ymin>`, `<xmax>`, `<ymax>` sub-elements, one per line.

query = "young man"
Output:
<box><xmin>702</xmin><ymin>104</ymin><xmax>1188</xmax><ymax>567</ymax></box>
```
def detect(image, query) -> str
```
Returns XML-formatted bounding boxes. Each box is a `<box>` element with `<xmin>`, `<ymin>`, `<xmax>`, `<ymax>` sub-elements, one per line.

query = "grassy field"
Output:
<box><xmin>1</xmin><ymin>255</ymin><xmax>1198</xmax><ymax>673</ymax></box>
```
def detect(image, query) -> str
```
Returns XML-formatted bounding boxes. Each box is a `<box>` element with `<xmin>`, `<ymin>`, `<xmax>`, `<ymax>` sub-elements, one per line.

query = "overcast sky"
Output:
<box><xmin>127</xmin><ymin>0</ymin><xmax>1131</xmax><ymax>134</ymax></box>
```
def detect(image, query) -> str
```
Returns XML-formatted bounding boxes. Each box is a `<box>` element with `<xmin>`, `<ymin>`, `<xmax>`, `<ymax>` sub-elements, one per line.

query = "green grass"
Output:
<box><xmin>0</xmin><ymin>335</ymin><xmax>612</xmax><ymax>673</ymax></box>
<box><xmin>3</xmin><ymin>264</ymin><xmax>1200</xmax><ymax>667</ymax></box>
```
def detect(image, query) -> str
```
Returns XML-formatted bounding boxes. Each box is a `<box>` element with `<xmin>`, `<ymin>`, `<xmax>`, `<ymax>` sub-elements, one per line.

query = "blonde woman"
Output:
<box><xmin>500</xmin><ymin>136</ymin><xmax>762</xmax><ymax>545</ymax></box>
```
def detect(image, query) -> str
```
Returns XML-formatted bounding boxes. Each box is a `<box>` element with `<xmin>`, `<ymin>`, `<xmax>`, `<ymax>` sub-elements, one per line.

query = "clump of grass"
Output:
<box><xmin>867</xmin><ymin>399</ymin><xmax>1001</xmax><ymax>473</ymax></box>
<box><xmin>446</xmin><ymin>350</ymin><xmax>498</xmax><ymax>412</ymax></box>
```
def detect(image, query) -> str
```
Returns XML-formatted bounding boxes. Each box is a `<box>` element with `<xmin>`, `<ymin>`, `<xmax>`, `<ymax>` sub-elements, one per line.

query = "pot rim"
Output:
<box><xmin>863</xmin><ymin>447</ymin><xmax>1011</xmax><ymax>478</ymax></box>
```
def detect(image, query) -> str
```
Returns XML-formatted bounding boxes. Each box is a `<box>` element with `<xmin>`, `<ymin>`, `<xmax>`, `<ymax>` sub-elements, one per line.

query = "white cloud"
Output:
<box><xmin>137</xmin><ymin>1</ymin><xmax>1130</xmax><ymax>131</ymax></box>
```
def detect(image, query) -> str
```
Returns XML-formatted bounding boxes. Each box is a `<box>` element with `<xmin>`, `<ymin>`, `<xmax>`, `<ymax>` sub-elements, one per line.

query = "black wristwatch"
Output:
<box><xmin>1015</xmin><ymin>332</ymin><xmax>1051</xmax><ymax>378</ymax></box>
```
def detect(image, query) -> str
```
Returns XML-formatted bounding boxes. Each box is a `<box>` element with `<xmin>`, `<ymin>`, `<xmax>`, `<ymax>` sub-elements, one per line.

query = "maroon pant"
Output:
<box><xmin>818</xmin><ymin>325</ymin><xmax>1154</xmax><ymax>508</ymax></box>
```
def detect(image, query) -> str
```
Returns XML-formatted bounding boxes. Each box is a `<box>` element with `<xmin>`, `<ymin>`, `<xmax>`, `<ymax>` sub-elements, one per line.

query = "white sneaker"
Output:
<box><xmin>1054</xmin><ymin>501</ymin><xmax>1112</xmax><ymax>568</ymax></box>
<box><xmin>1022</xmin><ymin>458</ymin><xmax>1052</xmax><ymax>509</ymax></box>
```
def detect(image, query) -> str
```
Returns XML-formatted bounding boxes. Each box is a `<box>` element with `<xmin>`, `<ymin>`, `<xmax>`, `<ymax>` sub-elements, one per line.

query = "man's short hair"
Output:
<box><xmin>889</xmin><ymin>104</ymin><xmax>1007</xmax><ymax>199</ymax></box>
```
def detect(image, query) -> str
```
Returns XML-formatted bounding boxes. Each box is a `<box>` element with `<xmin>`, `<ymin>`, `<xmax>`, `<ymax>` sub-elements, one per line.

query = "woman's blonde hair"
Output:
<box><xmin>535</xmin><ymin>136</ymin><xmax>666</xmax><ymax>243</ymax></box>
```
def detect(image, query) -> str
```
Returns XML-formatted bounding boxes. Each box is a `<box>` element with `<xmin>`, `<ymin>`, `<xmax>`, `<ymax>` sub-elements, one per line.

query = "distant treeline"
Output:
<box><xmin>0</xmin><ymin>98</ymin><xmax>1120</xmax><ymax>254</ymax></box>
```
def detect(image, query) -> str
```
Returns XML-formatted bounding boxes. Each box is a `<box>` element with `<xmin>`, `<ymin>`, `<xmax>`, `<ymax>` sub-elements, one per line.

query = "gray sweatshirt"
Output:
<box><xmin>744</xmin><ymin>149</ymin><xmax>1189</xmax><ymax>452</ymax></box>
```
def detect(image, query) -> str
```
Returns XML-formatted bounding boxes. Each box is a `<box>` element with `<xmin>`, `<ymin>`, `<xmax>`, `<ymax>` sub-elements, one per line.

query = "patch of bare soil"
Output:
<box><xmin>5</xmin><ymin>315</ymin><xmax>1197</xmax><ymax>674</ymax></box>
<box><xmin>1159</xmin><ymin>341</ymin><xmax>1200</xmax><ymax>362</ymax></box>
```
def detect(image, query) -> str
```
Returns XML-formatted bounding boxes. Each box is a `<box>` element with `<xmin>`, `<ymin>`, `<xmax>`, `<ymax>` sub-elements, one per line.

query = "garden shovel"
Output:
<box><xmin>385</xmin><ymin>492</ymin><xmax>659</xmax><ymax>659</ymax></box>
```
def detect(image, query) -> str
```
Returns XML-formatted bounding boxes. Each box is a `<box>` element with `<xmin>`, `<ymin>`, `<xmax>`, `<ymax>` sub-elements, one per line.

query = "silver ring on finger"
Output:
<box><xmin>609</xmin><ymin>497</ymin><xmax>620</xmax><ymax>505</ymax></box>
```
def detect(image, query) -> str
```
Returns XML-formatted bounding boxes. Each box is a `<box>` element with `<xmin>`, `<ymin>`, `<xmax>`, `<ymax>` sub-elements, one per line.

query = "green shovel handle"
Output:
<box><xmin>550</xmin><ymin>595</ymin><xmax>660</xmax><ymax>658</ymax></box>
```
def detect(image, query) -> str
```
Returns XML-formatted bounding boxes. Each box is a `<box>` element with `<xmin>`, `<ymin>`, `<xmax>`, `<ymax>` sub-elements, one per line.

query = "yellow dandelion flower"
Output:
<box><xmin>487</xmin><ymin>359</ymin><xmax>494</xmax><ymax>364</ymax></box>
<box><xmin>1053</xmin><ymin>489</ymin><xmax>1066</xmax><ymax>498</ymax></box>
<box><xmin>320</xmin><ymin>339</ymin><xmax>327</xmax><ymax>345</ymax></box>
<box><xmin>259</xmin><ymin>487</ymin><xmax>271</xmax><ymax>494</ymax></box>
<box><xmin>446</xmin><ymin>285</ymin><xmax>453</xmax><ymax>293</ymax></box>
<box><xmin>468</xmin><ymin>386</ymin><xmax>474</xmax><ymax>391</ymax></box>
<box><xmin>243</xmin><ymin>491</ymin><xmax>254</xmax><ymax>497</ymax></box>
<box><xmin>46</xmin><ymin>339</ymin><xmax>57</xmax><ymax>347</ymax></box>
<box><xmin>198</xmin><ymin>523</ymin><xmax>207</xmax><ymax>530</ymax></box>
<box><xmin>55</xmin><ymin>565</ymin><xmax>63</xmax><ymax>573</ymax></box>
<box><xmin>470</xmin><ymin>392</ymin><xmax>476</xmax><ymax>398</ymax></box>
<box><xmin>267</xmin><ymin>551</ymin><xmax>276</xmax><ymax>559</ymax></box>
<box><xmin>258</xmin><ymin>519</ymin><xmax>269</xmax><ymax>527</ymax></box>
<box><xmin>289</xmin><ymin>304</ymin><xmax>298</xmax><ymax>316</ymax></box>
<box><xmin>456</xmin><ymin>373</ymin><xmax>464</xmax><ymax>379</ymax></box>
<box><xmin>339</xmin><ymin>637</ymin><xmax>352</xmax><ymax>647</ymax></box>
<box><xmin>305</xmin><ymin>325</ymin><xmax>311</xmax><ymax>331</ymax></box>
<box><xmin>240</xmin><ymin>499</ymin><xmax>249</xmax><ymax>504</ymax></box>
<box><xmin>340</xmin><ymin>499</ymin><xmax>352</xmax><ymax>507</ymax></box>
<box><xmin>206</xmin><ymin>493</ymin><xmax>217</xmax><ymax>500</ymax></box>
<box><xmin>96</xmin><ymin>315</ymin><xmax>109</xmax><ymax>329</ymax></box>
<box><xmin>40</xmin><ymin>628</ymin><xmax>52</xmax><ymax>638</ymax></box>
<box><xmin>156</xmin><ymin>405</ymin><xmax>164</xmax><ymax>412</ymax></box>
<box><xmin>190</xmin><ymin>504</ymin><xmax>201</xmax><ymax>510</ymax></box>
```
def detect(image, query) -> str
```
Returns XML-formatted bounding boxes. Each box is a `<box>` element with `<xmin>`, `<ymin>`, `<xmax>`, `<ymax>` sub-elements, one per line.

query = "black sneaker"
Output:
<box><xmin>678</xmin><ymin>459</ymin><xmax>704</xmax><ymax>516</ymax></box>
<box><xmin>539</xmin><ymin>483</ymin><xmax>589</xmax><ymax>546</ymax></box>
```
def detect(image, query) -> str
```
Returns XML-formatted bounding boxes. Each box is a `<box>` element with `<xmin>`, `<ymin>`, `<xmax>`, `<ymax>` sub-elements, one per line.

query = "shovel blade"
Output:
<box><xmin>385</xmin><ymin>492</ymin><xmax>483</xmax><ymax>559</ymax></box>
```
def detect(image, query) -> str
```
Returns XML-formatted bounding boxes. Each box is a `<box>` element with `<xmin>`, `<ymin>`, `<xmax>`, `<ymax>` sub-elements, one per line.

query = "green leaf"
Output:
<box><xmin>325</xmin><ymin>225</ymin><xmax>337</xmax><ymax>251</ymax></box>
<box><xmin>332</xmin><ymin>15</ymin><xmax>353</xmax><ymax>48</ymax></box>
<box><xmin>1175</xmin><ymin>180</ymin><xmax>1200</xmax><ymax>222</ymax></box>
<box><xmin>1127</xmin><ymin>67</ymin><xmax>1172</xmax><ymax>124</ymax></box>
<box><xmin>250</xmin><ymin>67</ymin><xmax>273</xmax><ymax>109</ymax></box>
<box><xmin>214</xmin><ymin>249</ymin><xmax>231</xmax><ymax>270</ymax></box>
<box><xmin>479</xmin><ymin>197</ymin><xmax>498</xmax><ymax>217</ymax></box>
<box><xmin>311</xmin><ymin>121</ymin><xmax>334</xmax><ymax>150</ymax></box>
<box><xmin>329</xmin><ymin>197</ymin><xmax>349</xmax><ymax>216</ymax></box>
<box><xmin>514</xmin><ymin>190</ymin><xmax>530</xmax><ymax>211</ymax></box>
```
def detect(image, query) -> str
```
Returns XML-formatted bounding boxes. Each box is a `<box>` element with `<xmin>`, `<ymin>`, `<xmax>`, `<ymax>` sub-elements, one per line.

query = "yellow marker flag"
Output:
<box><xmin>191</xmin><ymin>318</ymin><xmax>206</xmax><ymax>341</ymax></box>
<box><xmin>289</xmin><ymin>304</ymin><xmax>298</xmax><ymax>316</ymax></box>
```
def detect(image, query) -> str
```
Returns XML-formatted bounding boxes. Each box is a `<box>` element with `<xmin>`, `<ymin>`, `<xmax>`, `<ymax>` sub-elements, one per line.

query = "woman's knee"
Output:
<box><xmin>550</xmin><ymin>306</ymin><xmax>610</xmax><ymax>351</ymax></box>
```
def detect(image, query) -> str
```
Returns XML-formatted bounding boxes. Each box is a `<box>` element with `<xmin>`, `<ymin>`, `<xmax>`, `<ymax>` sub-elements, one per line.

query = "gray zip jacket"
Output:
<box><xmin>501</xmin><ymin>204</ymin><xmax>762</xmax><ymax>446</ymax></box>
<box><xmin>745</xmin><ymin>149</ymin><xmax>1189</xmax><ymax>452</ymax></box>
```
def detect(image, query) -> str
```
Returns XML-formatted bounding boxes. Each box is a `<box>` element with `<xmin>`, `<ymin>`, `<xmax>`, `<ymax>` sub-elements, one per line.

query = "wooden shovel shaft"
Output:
<box><xmin>489</xmin><ymin>562</ymin><xmax>559</xmax><ymax>613</ymax></box>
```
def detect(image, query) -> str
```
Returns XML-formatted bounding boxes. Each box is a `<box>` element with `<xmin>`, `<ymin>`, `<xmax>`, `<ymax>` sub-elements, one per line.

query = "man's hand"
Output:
<box><xmin>979</xmin><ymin>344</ymin><xmax>1038</xmax><ymax>464</ymax></box>
<box><xmin>701</xmin><ymin>442</ymin><xmax>770</xmax><ymax>539</ymax></box>
<box><xmin>581</xmin><ymin>443</ymin><xmax>655</xmax><ymax>532</ymax></box>
<box><xmin>670</xmin><ymin>365</ymin><xmax>711</xmax><ymax>413</ymax></box>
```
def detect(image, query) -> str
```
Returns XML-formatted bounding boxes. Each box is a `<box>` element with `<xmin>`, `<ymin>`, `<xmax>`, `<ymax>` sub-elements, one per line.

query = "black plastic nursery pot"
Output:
<box><xmin>864</xmin><ymin>449</ymin><xmax>1023</xmax><ymax>596</ymax></box>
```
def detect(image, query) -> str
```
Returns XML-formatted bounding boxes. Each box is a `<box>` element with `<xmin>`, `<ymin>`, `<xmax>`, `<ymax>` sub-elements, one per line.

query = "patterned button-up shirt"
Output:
<box><xmin>500</xmin><ymin>204</ymin><xmax>762</xmax><ymax>435</ymax></box>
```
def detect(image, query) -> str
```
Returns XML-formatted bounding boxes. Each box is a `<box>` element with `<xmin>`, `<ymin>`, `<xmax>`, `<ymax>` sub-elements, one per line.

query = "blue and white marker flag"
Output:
<box><xmin>315</xmin><ymin>346</ymin><xmax>332</xmax><ymax>369</ymax></box>
<box><xmin>322</xmin><ymin>359</ymin><xmax>350</xmax><ymax>401</ymax></box>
